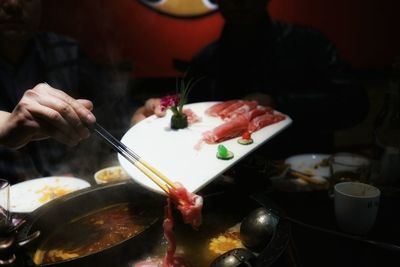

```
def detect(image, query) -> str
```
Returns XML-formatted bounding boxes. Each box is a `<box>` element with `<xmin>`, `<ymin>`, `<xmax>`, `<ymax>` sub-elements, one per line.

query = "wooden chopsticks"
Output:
<box><xmin>289</xmin><ymin>170</ymin><xmax>327</xmax><ymax>185</ymax></box>
<box><xmin>93</xmin><ymin>123</ymin><xmax>176</xmax><ymax>194</ymax></box>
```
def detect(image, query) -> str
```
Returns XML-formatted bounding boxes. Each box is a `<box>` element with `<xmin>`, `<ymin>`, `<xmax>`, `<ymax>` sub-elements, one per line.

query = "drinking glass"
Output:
<box><xmin>328</xmin><ymin>153</ymin><xmax>371</xmax><ymax>197</ymax></box>
<box><xmin>0</xmin><ymin>179</ymin><xmax>10</xmax><ymax>233</ymax></box>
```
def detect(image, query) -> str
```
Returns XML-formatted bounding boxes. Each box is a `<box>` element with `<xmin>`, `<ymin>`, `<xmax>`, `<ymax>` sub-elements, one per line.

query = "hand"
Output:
<box><xmin>243</xmin><ymin>93</ymin><xmax>274</xmax><ymax>107</ymax></box>
<box><xmin>0</xmin><ymin>83</ymin><xmax>96</xmax><ymax>149</ymax></box>
<box><xmin>131</xmin><ymin>98</ymin><xmax>166</xmax><ymax>125</ymax></box>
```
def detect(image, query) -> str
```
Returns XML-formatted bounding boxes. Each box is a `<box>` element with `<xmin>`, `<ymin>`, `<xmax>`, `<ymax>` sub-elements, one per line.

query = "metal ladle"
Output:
<box><xmin>210</xmin><ymin>248</ymin><xmax>256</xmax><ymax>267</ymax></box>
<box><xmin>240</xmin><ymin>208</ymin><xmax>279</xmax><ymax>252</ymax></box>
<box><xmin>210</xmin><ymin>208</ymin><xmax>279</xmax><ymax>267</ymax></box>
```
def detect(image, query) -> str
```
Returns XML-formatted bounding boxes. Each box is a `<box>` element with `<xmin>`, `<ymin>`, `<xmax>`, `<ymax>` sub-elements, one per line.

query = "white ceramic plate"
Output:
<box><xmin>285</xmin><ymin>154</ymin><xmax>331</xmax><ymax>178</ymax></box>
<box><xmin>10</xmin><ymin>177</ymin><xmax>91</xmax><ymax>213</ymax></box>
<box><xmin>119</xmin><ymin>102</ymin><xmax>292</xmax><ymax>194</ymax></box>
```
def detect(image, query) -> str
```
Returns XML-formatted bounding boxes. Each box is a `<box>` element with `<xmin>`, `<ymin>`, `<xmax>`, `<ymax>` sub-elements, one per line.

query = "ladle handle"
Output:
<box><xmin>285</xmin><ymin>217</ymin><xmax>400</xmax><ymax>252</ymax></box>
<box><xmin>249</xmin><ymin>193</ymin><xmax>400</xmax><ymax>252</ymax></box>
<box><xmin>17</xmin><ymin>230</ymin><xmax>40</xmax><ymax>248</ymax></box>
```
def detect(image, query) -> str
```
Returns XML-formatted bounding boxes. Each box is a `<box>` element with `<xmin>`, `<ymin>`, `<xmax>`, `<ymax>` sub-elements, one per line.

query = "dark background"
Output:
<box><xmin>41</xmin><ymin>0</ymin><xmax>400</xmax><ymax>77</ymax></box>
<box><xmin>39</xmin><ymin>0</ymin><xmax>400</xmax><ymax>149</ymax></box>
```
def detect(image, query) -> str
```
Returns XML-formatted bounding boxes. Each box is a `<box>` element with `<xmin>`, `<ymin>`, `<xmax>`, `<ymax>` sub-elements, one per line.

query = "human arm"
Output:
<box><xmin>130</xmin><ymin>98</ymin><xmax>166</xmax><ymax>125</ymax></box>
<box><xmin>0</xmin><ymin>83</ymin><xmax>96</xmax><ymax>149</ymax></box>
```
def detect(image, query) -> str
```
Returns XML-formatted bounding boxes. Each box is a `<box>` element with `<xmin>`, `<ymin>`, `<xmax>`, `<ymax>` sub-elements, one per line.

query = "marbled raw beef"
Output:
<box><xmin>202</xmin><ymin>114</ymin><xmax>249</xmax><ymax>144</ymax></box>
<box><xmin>248</xmin><ymin>113</ymin><xmax>286</xmax><ymax>133</ymax></box>
<box><xmin>223</xmin><ymin>101</ymin><xmax>258</xmax><ymax>120</ymax></box>
<box><xmin>205</xmin><ymin>100</ymin><xmax>239</xmax><ymax>117</ymax></box>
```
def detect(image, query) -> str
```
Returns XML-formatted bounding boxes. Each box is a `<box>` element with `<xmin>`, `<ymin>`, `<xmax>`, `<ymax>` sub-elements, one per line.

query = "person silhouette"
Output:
<box><xmin>186</xmin><ymin>0</ymin><xmax>369</xmax><ymax>157</ymax></box>
<box><xmin>132</xmin><ymin>0</ymin><xmax>369</xmax><ymax>157</ymax></box>
<box><xmin>0</xmin><ymin>0</ymin><xmax>134</xmax><ymax>183</ymax></box>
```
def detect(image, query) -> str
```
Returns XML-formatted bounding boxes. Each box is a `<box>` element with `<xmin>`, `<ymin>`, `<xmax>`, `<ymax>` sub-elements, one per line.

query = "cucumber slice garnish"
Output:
<box><xmin>238</xmin><ymin>138</ymin><xmax>254</xmax><ymax>145</ymax></box>
<box><xmin>216</xmin><ymin>151</ymin><xmax>234</xmax><ymax>160</ymax></box>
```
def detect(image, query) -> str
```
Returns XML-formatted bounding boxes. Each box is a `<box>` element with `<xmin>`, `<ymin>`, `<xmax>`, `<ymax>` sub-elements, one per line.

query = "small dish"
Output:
<box><xmin>285</xmin><ymin>153</ymin><xmax>331</xmax><ymax>178</ymax></box>
<box><xmin>270</xmin><ymin>154</ymin><xmax>331</xmax><ymax>192</ymax></box>
<box><xmin>10</xmin><ymin>177</ymin><xmax>90</xmax><ymax>213</ymax></box>
<box><xmin>94</xmin><ymin>166</ymin><xmax>130</xmax><ymax>184</ymax></box>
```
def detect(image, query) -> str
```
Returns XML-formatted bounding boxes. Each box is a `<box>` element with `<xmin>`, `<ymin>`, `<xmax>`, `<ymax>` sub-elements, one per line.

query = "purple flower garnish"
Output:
<box><xmin>160</xmin><ymin>94</ymin><xmax>180</xmax><ymax>112</ymax></box>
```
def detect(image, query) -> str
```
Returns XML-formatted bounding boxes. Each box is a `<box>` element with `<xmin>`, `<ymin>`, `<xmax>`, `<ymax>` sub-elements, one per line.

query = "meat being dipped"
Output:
<box><xmin>132</xmin><ymin>183</ymin><xmax>203</xmax><ymax>267</ymax></box>
<box><xmin>169</xmin><ymin>182</ymin><xmax>203</xmax><ymax>229</ymax></box>
<box><xmin>162</xmin><ymin>183</ymin><xmax>203</xmax><ymax>267</ymax></box>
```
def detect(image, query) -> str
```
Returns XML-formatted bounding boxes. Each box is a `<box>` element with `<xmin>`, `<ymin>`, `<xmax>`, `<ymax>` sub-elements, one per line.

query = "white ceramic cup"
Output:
<box><xmin>334</xmin><ymin>181</ymin><xmax>380</xmax><ymax>235</ymax></box>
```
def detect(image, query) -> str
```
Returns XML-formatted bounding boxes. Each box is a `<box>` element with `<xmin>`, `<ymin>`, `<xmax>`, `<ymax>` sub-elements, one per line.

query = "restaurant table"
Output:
<box><xmin>261</xmin><ymin>188</ymin><xmax>400</xmax><ymax>267</ymax></box>
<box><xmin>230</xmin><ymin>167</ymin><xmax>400</xmax><ymax>267</ymax></box>
<box><xmin>10</xmin><ymin>151</ymin><xmax>399</xmax><ymax>267</ymax></box>
<box><xmin>124</xmin><ymin>152</ymin><xmax>400</xmax><ymax>267</ymax></box>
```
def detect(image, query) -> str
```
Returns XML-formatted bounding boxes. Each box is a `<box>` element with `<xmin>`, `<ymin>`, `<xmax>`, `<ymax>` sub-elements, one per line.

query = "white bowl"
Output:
<box><xmin>285</xmin><ymin>153</ymin><xmax>331</xmax><ymax>178</ymax></box>
<box><xmin>94</xmin><ymin>166</ymin><xmax>130</xmax><ymax>184</ymax></box>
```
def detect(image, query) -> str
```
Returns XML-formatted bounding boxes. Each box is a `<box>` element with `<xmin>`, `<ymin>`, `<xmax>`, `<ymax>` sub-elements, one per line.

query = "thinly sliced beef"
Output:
<box><xmin>202</xmin><ymin>114</ymin><xmax>249</xmax><ymax>144</ymax></box>
<box><xmin>162</xmin><ymin>198</ymin><xmax>177</xmax><ymax>267</ymax></box>
<box><xmin>244</xmin><ymin>106</ymin><xmax>274</xmax><ymax>120</ymax></box>
<box><xmin>169</xmin><ymin>183</ymin><xmax>203</xmax><ymax>229</ymax></box>
<box><xmin>205</xmin><ymin>100</ymin><xmax>239</xmax><ymax>117</ymax></box>
<box><xmin>248</xmin><ymin>113</ymin><xmax>286</xmax><ymax>133</ymax></box>
<box><xmin>133</xmin><ymin>187</ymin><xmax>198</xmax><ymax>267</ymax></box>
<box><xmin>199</xmin><ymin>100</ymin><xmax>286</xmax><ymax>146</ymax></box>
<box><xmin>218</xmin><ymin>100</ymin><xmax>245</xmax><ymax>119</ymax></box>
<box><xmin>161</xmin><ymin>184</ymin><xmax>202</xmax><ymax>267</ymax></box>
<box><xmin>182</xmin><ymin>108</ymin><xmax>201</xmax><ymax>125</ymax></box>
<box><xmin>162</xmin><ymin>198</ymin><xmax>191</xmax><ymax>267</ymax></box>
<box><xmin>224</xmin><ymin>101</ymin><xmax>258</xmax><ymax>120</ymax></box>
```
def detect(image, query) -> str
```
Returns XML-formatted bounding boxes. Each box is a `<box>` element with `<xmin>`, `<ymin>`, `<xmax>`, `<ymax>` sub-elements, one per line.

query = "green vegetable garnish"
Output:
<box><xmin>216</xmin><ymin>145</ymin><xmax>234</xmax><ymax>160</ymax></box>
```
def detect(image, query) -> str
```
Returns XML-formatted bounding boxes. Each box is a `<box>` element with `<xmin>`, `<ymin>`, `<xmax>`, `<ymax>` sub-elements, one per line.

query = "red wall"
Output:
<box><xmin>41</xmin><ymin>0</ymin><xmax>400</xmax><ymax>77</ymax></box>
<box><xmin>269</xmin><ymin>0</ymin><xmax>400</xmax><ymax>71</ymax></box>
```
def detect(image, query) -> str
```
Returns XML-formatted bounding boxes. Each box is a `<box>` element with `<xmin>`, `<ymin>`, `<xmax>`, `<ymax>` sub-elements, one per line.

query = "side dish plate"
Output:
<box><xmin>285</xmin><ymin>154</ymin><xmax>331</xmax><ymax>177</ymax></box>
<box><xmin>10</xmin><ymin>176</ymin><xmax>91</xmax><ymax>213</ymax></box>
<box><xmin>119</xmin><ymin>102</ymin><xmax>292</xmax><ymax>194</ymax></box>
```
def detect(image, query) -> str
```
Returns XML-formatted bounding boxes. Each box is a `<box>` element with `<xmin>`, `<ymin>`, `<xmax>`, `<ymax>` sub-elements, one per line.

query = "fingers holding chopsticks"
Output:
<box><xmin>0</xmin><ymin>83</ymin><xmax>96</xmax><ymax>149</ymax></box>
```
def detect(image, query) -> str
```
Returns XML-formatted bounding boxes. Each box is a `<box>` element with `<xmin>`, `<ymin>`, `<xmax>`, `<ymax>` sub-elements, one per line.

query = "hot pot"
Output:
<box><xmin>17</xmin><ymin>181</ymin><xmax>165</xmax><ymax>267</ymax></box>
<box><xmin>155</xmin><ymin>189</ymin><xmax>291</xmax><ymax>267</ymax></box>
<box><xmin>16</xmin><ymin>182</ymin><xmax>290</xmax><ymax>267</ymax></box>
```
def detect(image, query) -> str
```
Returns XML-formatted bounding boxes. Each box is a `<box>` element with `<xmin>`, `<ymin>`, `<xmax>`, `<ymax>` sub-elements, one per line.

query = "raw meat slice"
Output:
<box><xmin>247</xmin><ymin>106</ymin><xmax>273</xmax><ymax>119</ymax></box>
<box><xmin>218</xmin><ymin>100</ymin><xmax>246</xmax><ymax>119</ymax></box>
<box><xmin>169</xmin><ymin>183</ymin><xmax>203</xmax><ymax>229</ymax></box>
<box><xmin>183</xmin><ymin>108</ymin><xmax>201</xmax><ymax>124</ymax></box>
<box><xmin>248</xmin><ymin>113</ymin><xmax>286</xmax><ymax>133</ymax></box>
<box><xmin>205</xmin><ymin>100</ymin><xmax>239</xmax><ymax>117</ymax></box>
<box><xmin>202</xmin><ymin>114</ymin><xmax>249</xmax><ymax>144</ymax></box>
<box><xmin>225</xmin><ymin>101</ymin><xmax>258</xmax><ymax>120</ymax></box>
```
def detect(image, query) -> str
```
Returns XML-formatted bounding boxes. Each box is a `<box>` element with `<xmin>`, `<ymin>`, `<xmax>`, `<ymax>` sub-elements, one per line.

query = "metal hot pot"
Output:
<box><xmin>16</xmin><ymin>181</ymin><xmax>164</xmax><ymax>267</ymax></box>
<box><xmin>16</xmin><ymin>182</ymin><xmax>290</xmax><ymax>267</ymax></box>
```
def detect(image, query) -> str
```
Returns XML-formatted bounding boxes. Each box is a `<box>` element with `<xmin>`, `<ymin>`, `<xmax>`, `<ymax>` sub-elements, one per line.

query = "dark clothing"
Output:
<box><xmin>0</xmin><ymin>32</ymin><xmax>133</xmax><ymax>184</ymax></box>
<box><xmin>188</xmin><ymin>20</ymin><xmax>369</xmax><ymax>157</ymax></box>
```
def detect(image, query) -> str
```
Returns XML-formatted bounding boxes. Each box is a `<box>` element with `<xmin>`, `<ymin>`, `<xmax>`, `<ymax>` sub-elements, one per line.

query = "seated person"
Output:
<box><xmin>134</xmin><ymin>0</ymin><xmax>370</xmax><ymax>158</ymax></box>
<box><xmin>0</xmin><ymin>0</ymin><xmax>135</xmax><ymax>183</ymax></box>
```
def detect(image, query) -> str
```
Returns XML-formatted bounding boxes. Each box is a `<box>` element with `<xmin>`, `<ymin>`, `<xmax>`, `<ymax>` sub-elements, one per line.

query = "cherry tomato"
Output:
<box><xmin>242</xmin><ymin>131</ymin><xmax>251</xmax><ymax>140</ymax></box>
